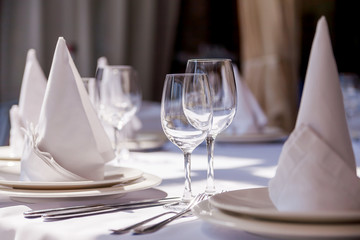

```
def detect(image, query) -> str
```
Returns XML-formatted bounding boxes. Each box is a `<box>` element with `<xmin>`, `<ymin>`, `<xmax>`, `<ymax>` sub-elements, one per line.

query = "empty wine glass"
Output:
<box><xmin>161</xmin><ymin>73</ymin><xmax>213</xmax><ymax>206</ymax></box>
<box><xmin>186</xmin><ymin>59</ymin><xmax>237</xmax><ymax>195</ymax></box>
<box><xmin>340</xmin><ymin>73</ymin><xmax>360</xmax><ymax>139</ymax></box>
<box><xmin>97</xmin><ymin>65</ymin><xmax>142</xmax><ymax>163</ymax></box>
<box><xmin>82</xmin><ymin>77</ymin><xmax>97</xmax><ymax>106</ymax></box>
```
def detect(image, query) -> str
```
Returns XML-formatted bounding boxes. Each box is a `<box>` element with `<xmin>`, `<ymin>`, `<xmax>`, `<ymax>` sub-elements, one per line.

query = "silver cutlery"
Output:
<box><xmin>110</xmin><ymin>193</ymin><xmax>206</xmax><ymax>235</ymax></box>
<box><xmin>24</xmin><ymin>197</ymin><xmax>180</xmax><ymax>219</ymax></box>
<box><xmin>110</xmin><ymin>211</ymin><xmax>177</xmax><ymax>234</ymax></box>
<box><xmin>42</xmin><ymin>202</ymin><xmax>175</xmax><ymax>220</ymax></box>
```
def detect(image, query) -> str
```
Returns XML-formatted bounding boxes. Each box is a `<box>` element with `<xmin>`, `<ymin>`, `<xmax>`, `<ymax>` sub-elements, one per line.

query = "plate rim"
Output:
<box><xmin>193</xmin><ymin>200</ymin><xmax>360</xmax><ymax>239</ymax></box>
<box><xmin>217</xmin><ymin>126</ymin><xmax>288</xmax><ymax>143</ymax></box>
<box><xmin>209</xmin><ymin>187</ymin><xmax>360</xmax><ymax>223</ymax></box>
<box><xmin>126</xmin><ymin>132</ymin><xmax>168</xmax><ymax>151</ymax></box>
<box><xmin>0</xmin><ymin>172</ymin><xmax>161</xmax><ymax>198</ymax></box>
<box><xmin>0</xmin><ymin>162</ymin><xmax>143</xmax><ymax>190</ymax></box>
<box><xmin>0</xmin><ymin>146</ymin><xmax>21</xmax><ymax>161</ymax></box>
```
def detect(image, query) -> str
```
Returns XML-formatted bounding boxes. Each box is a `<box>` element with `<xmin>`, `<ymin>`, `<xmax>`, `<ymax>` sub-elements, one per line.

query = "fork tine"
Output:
<box><xmin>111</xmin><ymin>193</ymin><xmax>208</xmax><ymax>235</ymax></box>
<box><xmin>132</xmin><ymin>193</ymin><xmax>208</xmax><ymax>234</ymax></box>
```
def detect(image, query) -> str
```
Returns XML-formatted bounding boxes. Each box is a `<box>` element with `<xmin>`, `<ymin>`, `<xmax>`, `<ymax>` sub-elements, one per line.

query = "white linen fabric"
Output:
<box><xmin>226</xmin><ymin>65</ymin><xmax>267</xmax><ymax>135</ymax></box>
<box><xmin>20</xmin><ymin>37</ymin><xmax>115</xmax><ymax>182</ymax></box>
<box><xmin>268</xmin><ymin>17</ymin><xmax>360</xmax><ymax>211</ymax></box>
<box><xmin>9</xmin><ymin>49</ymin><xmax>47</xmax><ymax>156</ymax></box>
<box><xmin>97</xmin><ymin>56</ymin><xmax>108</xmax><ymax>68</ymax></box>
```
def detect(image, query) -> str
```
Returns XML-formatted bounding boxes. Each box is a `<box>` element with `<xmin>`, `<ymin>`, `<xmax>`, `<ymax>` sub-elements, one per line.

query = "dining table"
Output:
<box><xmin>0</xmin><ymin>102</ymin><xmax>359</xmax><ymax>240</ymax></box>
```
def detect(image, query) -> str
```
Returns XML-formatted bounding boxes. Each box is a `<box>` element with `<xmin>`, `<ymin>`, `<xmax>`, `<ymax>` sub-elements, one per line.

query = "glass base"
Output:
<box><xmin>163</xmin><ymin>199</ymin><xmax>191</xmax><ymax>211</ymax></box>
<box><xmin>204</xmin><ymin>191</ymin><xmax>216</xmax><ymax>197</ymax></box>
<box><xmin>204</xmin><ymin>189</ymin><xmax>226</xmax><ymax>198</ymax></box>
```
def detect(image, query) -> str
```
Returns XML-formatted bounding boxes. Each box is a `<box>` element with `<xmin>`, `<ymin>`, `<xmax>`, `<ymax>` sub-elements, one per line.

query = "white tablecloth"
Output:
<box><xmin>1</xmin><ymin>102</ymin><xmax>360</xmax><ymax>240</ymax></box>
<box><xmin>1</xmin><ymin>140</ymin><xmax>360</xmax><ymax>240</ymax></box>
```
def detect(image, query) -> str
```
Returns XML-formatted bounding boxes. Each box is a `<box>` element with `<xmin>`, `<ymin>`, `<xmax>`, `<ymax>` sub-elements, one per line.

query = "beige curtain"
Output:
<box><xmin>0</xmin><ymin>0</ymin><xmax>180</xmax><ymax>102</ymax></box>
<box><xmin>238</xmin><ymin>0</ymin><xmax>299</xmax><ymax>132</ymax></box>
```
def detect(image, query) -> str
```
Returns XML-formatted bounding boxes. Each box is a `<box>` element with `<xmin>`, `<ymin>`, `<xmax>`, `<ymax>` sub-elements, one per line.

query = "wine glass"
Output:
<box><xmin>97</xmin><ymin>65</ymin><xmax>142</xmax><ymax>163</ymax></box>
<box><xmin>82</xmin><ymin>77</ymin><xmax>97</xmax><ymax>106</ymax></box>
<box><xmin>186</xmin><ymin>59</ymin><xmax>237</xmax><ymax>195</ymax></box>
<box><xmin>161</xmin><ymin>73</ymin><xmax>213</xmax><ymax>205</ymax></box>
<box><xmin>340</xmin><ymin>73</ymin><xmax>360</xmax><ymax>139</ymax></box>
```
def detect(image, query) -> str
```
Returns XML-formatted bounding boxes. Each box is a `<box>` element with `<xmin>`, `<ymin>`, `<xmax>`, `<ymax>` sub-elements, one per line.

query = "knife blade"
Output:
<box><xmin>24</xmin><ymin>197</ymin><xmax>180</xmax><ymax>218</ymax></box>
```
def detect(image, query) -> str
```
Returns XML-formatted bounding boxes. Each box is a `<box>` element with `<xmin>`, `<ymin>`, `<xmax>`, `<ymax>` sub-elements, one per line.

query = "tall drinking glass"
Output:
<box><xmin>186</xmin><ymin>59</ymin><xmax>237</xmax><ymax>195</ymax></box>
<box><xmin>161</xmin><ymin>73</ymin><xmax>212</xmax><ymax>205</ymax></box>
<box><xmin>97</xmin><ymin>66</ymin><xmax>142</xmax><ymax>163</ymax></box>
<box><xmin>82</xmin><ymin>77</ymin><xmax>97</xmax><ymax>106</ymax></box>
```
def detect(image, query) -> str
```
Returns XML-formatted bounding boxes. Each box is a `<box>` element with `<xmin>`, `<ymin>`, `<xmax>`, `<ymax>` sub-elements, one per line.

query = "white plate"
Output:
<box><xmin>193</xmin><ymin>200</ymin><xmax>360</xmax><ymax>240</ymax></box>
<box><xmin>217</xmin><ymin>127</ymin><xmax>287</xmax><ymax>143</ymax></box>
<box><xmin>126</xmin><ymin>133</ymin><xmax>167</xmax><ymax>151</ymax></box>
<box><xmin>210</xmin><ymin>187</ymin><xmax>360</xmax><ymax>223</ymax></box>
<box><xmin>0</xmin><ymin>161</ymin><xmax>143</xmax><ymax>190</ymax></box>
<box><xmin>0</xmin><ymin>146</ymin><xmax>20</xmax><ymax>161</ymax></box>
<box><xmin>0</xmin><ymin>172</ymin><xmax>161</xmax><ymax>198</ymax></box>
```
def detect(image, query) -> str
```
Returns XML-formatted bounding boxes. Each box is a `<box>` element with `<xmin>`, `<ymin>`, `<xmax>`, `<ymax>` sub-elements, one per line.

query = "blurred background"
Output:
<box><xmin>1</xmin><ymin>0</ymin><xmax>360</xmax><ymax>142</ymax></box>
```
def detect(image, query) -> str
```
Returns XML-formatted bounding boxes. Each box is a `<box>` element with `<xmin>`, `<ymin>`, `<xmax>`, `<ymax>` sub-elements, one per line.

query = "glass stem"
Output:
<box><xmin>113</xmin><ymin>127</ymin><xmax>121</xmax><ymax>164</ymax></box>
<box><xmin>119</xmin><ymin>127</ymin><xmax>130</xmax><ymax>160</ymax></box>
<box><xmin>113</xmin><ymin>127</ymin><xmax>130</xmax><ymax>163</ymax></box>
<box><xmin>182</xmin><ymin>152</ymin><xmax>192</xmax><ymax>202</ymax></box>
<box><xmin>205</xmin><ymin>136</ymin><xmax>216</xmax><ymax>194</ymax></box>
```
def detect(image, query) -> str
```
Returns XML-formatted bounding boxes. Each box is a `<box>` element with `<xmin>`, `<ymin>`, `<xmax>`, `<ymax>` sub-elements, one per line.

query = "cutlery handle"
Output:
<box><xmin>24</xmin><ymin>197</ymin><xmax>180</xmax><ymax>218</ymax></box>
<box><xmin>42</xmin><ymin>202</ymin><xmax>174</xmax><ymax>220</ymax></box>
<box><xmin>133</xmin><ymin>209</ymin><xmax>191</xmax><ymax>234</ymax></box>
<box><xmin>111</xmin><ymin>211</ymin><xmax>177</xmax><ymax>235</ymax></box>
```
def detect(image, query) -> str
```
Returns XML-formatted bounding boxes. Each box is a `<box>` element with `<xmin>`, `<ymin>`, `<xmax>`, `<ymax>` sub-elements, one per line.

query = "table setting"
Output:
<box><xmin>192</xmin><ymin>16</ymin><xmax>360</xmax><ymax>240</ymax></box>
<box><xmin>216</xmin><ymin>64</ymin><xmax>287</xmax><ymax>144</ymax></box>
<box><xmin>0</xmin><ymin>16</ymin><xmax>359</xmax><ymax>240</ymax></box>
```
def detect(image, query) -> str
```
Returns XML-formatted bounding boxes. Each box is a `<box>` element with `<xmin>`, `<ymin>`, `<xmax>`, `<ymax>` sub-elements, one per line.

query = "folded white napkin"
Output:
<box><xmin>20</xmin><ymin>37</ymin><xmax>115</xmax><ymax>182</ymax></box>
<box><xmin>97</xmin><ymin>56</ymin><xmax>108</xmax><ymax>69</ymax></box>
<box><xmin>268</xmin><ymin>17</ymin><xmax>360</xmax><ymax>212</ymax></box>
<box><xmin>226</xmin><ymin>65</ymin><xmax>267</xmax><ymax>135</ymax></box>
<box><xmin>9</xmin><ymin>49</ymin><xmax>47</xmax><ymax>156</ymax></box>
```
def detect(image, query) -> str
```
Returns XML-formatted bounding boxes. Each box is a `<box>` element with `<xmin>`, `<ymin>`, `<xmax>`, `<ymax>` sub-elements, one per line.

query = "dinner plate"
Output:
<box><xmin>193</xmin><ymin>200</ymin><xmax>360</xmax><ymax>240</ymax></box>
<box><xmin>0</xmin><ymin>172</ymin><xmax>161</xmax><ymax>198</ymax></box>
<box><xmin>0</xmin><ymin>161</ymin><xmax>143</xmax><ymax>190</ymax></box>
<box><xmin>126</xmin><ymin>132</ymin><xmax>168</xmax><ymax>151</ymax></box>
<box><xmin>217</xmin><ymin>126</ymin><xmax>287</xmax><ymax>143</ymax></box>
<box><xmin>209</xmin><ymin>187</ymin><xmax>360</xmax><ymax>223</ymax></box>
<box><xmin>0</xmin><ymin>146</ymin><xmax>20</xmax><ymax>161</ymax></box>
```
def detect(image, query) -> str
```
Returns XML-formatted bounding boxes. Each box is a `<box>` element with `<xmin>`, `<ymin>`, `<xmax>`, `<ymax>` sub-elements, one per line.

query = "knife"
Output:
<box><xmin>42</xmin><ymin>201</ymin><xmax>174</xmax><ymax>220</ymax></box>
<box><xmin>24</xmin><ymin>197</ymin><xmax>180</xmax><ymax>219</ymax></box>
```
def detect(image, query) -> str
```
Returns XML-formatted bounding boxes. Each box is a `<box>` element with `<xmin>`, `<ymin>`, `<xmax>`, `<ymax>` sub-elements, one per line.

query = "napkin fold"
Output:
<box><xmin>226</xmin><ymin>65</ymin><xmax>267</xmax><ymax>134</ymax></box>
<box><xmin>20</xmin><ymin>37</ymin><xmax>115</xmax><ymax>182</ymax></box>
<box><xmin>9</xmin><ymin>49</ymin><xmax>47</xmax><ymax>156</ymax></box>
<box><xmin>97</xmin><ymin>56</ymin><xmax>108</xmax><ymax>69</ymax></box>
<box><xmin>268</xmin><ymin>17</ymin><xmax>360</xmax><ymax>211</ymax></box>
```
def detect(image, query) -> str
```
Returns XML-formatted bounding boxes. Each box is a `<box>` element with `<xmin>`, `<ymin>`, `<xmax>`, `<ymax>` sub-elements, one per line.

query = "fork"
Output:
<box><xmin>132</xmin><ymin>193</ymin><xmax>207</xmax><ymax>234</ymax></box>
<box><xmin>24</xmin><ymin>197</ymin><xmax>180</xmax><ymax>219</ymax></box>
<box><xmin>110</xmin><ymin>193</ymin><xmax>206</xmax><ymax>235</ymax></box>
<box><xmin>110</xmin><ymin>211</ymin><xmax>177</xmax><ymax>234</ymax></box>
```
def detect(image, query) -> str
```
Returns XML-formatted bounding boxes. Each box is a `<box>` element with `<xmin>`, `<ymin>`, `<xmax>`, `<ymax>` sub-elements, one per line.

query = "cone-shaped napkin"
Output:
<box><xmin>20</xmin><ymin>37</ymin><xmax>115</xmax><ymax>181</ymax></box>
<box><xmin>226</xmin><ymin>65</ymin><xmax>267</xmax><ymax>134</ymax></box>
<box><xmin>9</xmin><ymin>49</ymin><xmax>47</xmax><ymax>156</ymax></box>
<box><xmin>268</xmin><ymin>17</ymin><xmax>360</xmax><ymax>212</ymax></box>
<box><xmin>97</xmin><ymin>56</ymin><xmax>108</xmax><ymax>69</ymax></box>
<box><xmin>94</xmin><ymin>56</ymin><xmax>108</xmax><ymax>86</ymax></box>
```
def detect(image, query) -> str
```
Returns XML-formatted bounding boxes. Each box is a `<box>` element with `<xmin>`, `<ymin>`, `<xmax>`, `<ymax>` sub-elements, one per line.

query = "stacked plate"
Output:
<box><xmin>217</xmin><ymin>126</ymin><xmax>288</xmax><ymax>143</ymax></box>
<box><xmin>0</xmin><ymin>159</ymin><xmax>161</xmax><ymax>199</ymax></box>
<box><xmin>125</xmin><ymin>132</ymin><xmax>168</xmax><ymax>152</ymax></box>
<box><xmin>0</xmin><ymin>146</ymin><xmax>20</xmax><ymax>161</ymax></box>
<box><xmin>193</xmin><ymin>187</ymin><xmax>360</xmax><ymax>239</ymax></box>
